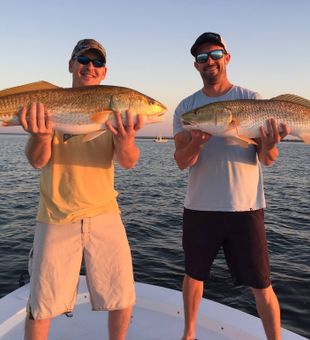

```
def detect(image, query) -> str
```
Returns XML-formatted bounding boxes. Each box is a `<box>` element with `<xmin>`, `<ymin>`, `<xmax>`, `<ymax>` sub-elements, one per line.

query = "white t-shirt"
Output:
<box><xmin>173</xmin><ymin>86</ymin><xmax>266</xmax><ymax>212</ymax></box>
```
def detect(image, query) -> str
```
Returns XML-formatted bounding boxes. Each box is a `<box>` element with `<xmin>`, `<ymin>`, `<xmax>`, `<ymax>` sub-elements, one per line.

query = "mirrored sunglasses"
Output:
<box><xmin>195</xmin><ymin>49</ymin><xmax>226</xmax><ymax>64</ymax></box>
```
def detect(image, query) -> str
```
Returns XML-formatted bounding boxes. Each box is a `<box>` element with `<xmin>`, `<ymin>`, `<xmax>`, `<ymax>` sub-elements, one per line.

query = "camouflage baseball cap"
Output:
<box><xmin>71</xmin><ymin>39</ymin><xmax>106</xmax><ymax>62</ymax></box>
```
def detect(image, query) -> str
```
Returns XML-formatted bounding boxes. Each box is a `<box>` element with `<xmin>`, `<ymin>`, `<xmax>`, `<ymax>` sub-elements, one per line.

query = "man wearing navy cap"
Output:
<box><xmin>174</xmin><ymin>32</ymin><xmax>288</xmax><ymax>340</ymax></box>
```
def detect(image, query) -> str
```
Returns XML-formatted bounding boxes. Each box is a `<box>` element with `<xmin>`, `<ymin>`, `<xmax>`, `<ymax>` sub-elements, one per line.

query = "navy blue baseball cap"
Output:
<box><xmin>190</xmin><ymin>32</ymin><xmax>228</xmax><ymax>56</ymax></box>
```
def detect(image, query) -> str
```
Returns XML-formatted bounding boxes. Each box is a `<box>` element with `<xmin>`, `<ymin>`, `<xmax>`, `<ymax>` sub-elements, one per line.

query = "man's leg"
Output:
<box><xmin>182</xmin><ymin>274</ymin><xmax>204</xmax><ymax>340</ymax></box>
<box><xmin>85</xmin><ymin>214</ymin><xmax>135</xmax><ymax>339</ymax></box>
<box><xmin>26</xmin><ymin>221</ymin><xmax>82</xmax><ymax>340</ymax></box>
<box><xmin>108</xmin><ymin>306</ymin><xmax>133</xmax><ymax>340</ymax></box>
<box><xmin>24</xmin><ymin>317</ymin><xmax>51</xmax><ymax>340</ymax></box>
<box><xmin>251</xmin><ymin>285</ymin><xmax>281</xmax><ymax>340</ymax></box>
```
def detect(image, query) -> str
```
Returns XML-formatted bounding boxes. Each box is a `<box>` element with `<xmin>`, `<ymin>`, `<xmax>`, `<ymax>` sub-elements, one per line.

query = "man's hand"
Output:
<box><xmin>190</xmin><ymin>129</ymin><xmax>211</xmax><ymax>146</ymax></box>
<box><xmin>19</xmin><ymin>102</ymin><xmax>53</xmax><ymax>139</ymax></box>
<box><xmin>105</xmin><ymin>110</ymin><xmax>143</xmax><ymax>169</ymax></box>
<box><xmin>105</xmin><ymin>110</ymin><xmax>143</xmax><ymax>143</ymax></box>
<box><xmin>174</xmin><ymin>129</ymin><xmax>211</xmax><ymax>170</ymax></box>
<box><xmin>258</xmin><ymin>118</ymin><xmax>290</xmax><ymax>165</ymax></box>
<box><xmin>19</xmin><ymin>102</ymin><xmax>53</xmax><ymax>168</ymax></box>
<box><xmin>260</xmin><ymin>118</ymin><xmax>289</xmax><ymax>150</ymax></box>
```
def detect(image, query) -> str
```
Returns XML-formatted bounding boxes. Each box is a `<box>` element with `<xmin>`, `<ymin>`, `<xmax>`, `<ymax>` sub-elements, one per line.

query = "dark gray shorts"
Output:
<box><xmin>183</xmin><ymin>208</ymin><xmax>271</xmax><ymax>288</ymax></box>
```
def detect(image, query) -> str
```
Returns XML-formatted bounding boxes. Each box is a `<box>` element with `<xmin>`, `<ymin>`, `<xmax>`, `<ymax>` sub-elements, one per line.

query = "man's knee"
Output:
<box><xmin>251</xmin><ymin>285</ymin><xmax>276</xmax><ymax>303</ymax></box>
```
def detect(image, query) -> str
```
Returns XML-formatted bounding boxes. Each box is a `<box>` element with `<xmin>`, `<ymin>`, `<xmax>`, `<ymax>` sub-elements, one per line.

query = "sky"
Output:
<box><xmin>0</xmin><ymin>0</ymin><xmax>309</xmax><ymax>137</ymax></box>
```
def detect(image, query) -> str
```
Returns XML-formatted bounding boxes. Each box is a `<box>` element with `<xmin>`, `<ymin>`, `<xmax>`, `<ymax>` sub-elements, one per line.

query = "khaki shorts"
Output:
<box><xmin>28</xmin><ymin>213</ymin><xmax>135</xmax><ymax>320</ymax></box>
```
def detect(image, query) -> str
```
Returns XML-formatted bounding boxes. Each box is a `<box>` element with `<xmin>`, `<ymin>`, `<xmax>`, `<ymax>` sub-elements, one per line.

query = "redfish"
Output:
<box><xmin>181</xmin><ymin>94</ymin><xmax>310</xmax><ymax>146</ymax></box>
<box><xmin>0</xmin><ymin>81</ymin><xmax>166</xmax><ymax>140</ymax></box>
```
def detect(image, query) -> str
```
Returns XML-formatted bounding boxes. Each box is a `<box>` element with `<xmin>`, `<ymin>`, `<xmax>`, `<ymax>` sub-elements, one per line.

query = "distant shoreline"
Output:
<box><xmin>0</xmin><ymin>133</ymin><xmax>303</xmax><ymax>142</ymax></box>
<box><xmin>0</xmin><ymin>132</ymin><xmax>175</xmax><ymax>140</ymax></box>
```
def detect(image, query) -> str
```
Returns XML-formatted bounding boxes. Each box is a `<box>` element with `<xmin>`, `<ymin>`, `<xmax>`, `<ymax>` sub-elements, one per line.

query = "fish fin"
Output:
<box><xmin>2</xmin><ymin>121</ymin><xmax>13</xmax><ymax>127</ymax></box>
<box><xmin>231</xmin><ymin>136</ymin><xmax>258</xmax><ymax>148</ymax></box>
<box><xmin>226</xmin><ymin>120</ymin><xmax>257</xmax><ymax>148</ymax></box>
<box><xmin>83</xmin><ymin>130</ymin><xmax>106</xmax><ymax>142</ymax></box>
<box><xmin>238</xmin><ymin>135</ymin><xmax>257</xmax><ymax>145</ymax></box>
<box><xmin>270</xmin><ymin>94</ymin><xmax>310</xmax><ymax>109</ymax></box>
<box><xmin>63</xmin><ymin>134</ymin><xmax>78</xmax><ymax>143</ymax></box>
<box><xmin>224</xmin><ymin>119</ymin><xmax>238</xmax><ymax>133</ymax></box>
<box><xmin>0</xmin><ymin>81</ymin><xmax>60</xmax><ymax>97</ymax></box>
<box><xmin>91</xmin><ymin>110</ymin><xmax>112</xmax><ymax>124</ymax></box>
<box><xmin>1</xmin><ymin>117</ymin><xmax>20</xmax><ymax>126</ymax></box>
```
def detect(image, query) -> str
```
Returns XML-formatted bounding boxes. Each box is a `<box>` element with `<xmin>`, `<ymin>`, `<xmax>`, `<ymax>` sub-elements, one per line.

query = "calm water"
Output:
<box><xmin>0</xmin><ymin>134</ymin><xmax>309</xmax><ymax>338</ymax></box>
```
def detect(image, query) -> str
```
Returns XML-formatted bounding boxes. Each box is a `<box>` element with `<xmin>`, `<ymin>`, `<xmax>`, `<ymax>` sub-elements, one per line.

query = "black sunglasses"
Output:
<box><xmin>195</xmin><ymin>49</ymin><xmax>226</xmax><ymax>64</ymax></box>
<box><xmin>75</xmin><ymin>55</ymin><xmax>105</xmax><ymax>68</ymax></box>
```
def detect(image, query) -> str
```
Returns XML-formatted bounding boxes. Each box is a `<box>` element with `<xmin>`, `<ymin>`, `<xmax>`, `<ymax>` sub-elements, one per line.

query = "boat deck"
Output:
<box><xmin>0</xmin><ymin>276</ymin><xmax>306</xmax><ymax>339</ymax></box>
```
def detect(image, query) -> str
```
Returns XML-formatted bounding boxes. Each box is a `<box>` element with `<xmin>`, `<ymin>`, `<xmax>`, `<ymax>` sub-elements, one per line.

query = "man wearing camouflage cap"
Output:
<box><xmin>20</xmin><ymin>38</ymin><xmax>142</xmax><ymax>340</ymax></box>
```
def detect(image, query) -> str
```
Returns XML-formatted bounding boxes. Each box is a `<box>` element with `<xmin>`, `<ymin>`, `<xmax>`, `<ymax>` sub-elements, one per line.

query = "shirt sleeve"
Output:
<box><xmin>173</xmin><ymin>100</ymin><xmax>187</xmax><ymax>137</ymax></box>
<box><xmin>173</xmin><ymin>103</ymin><xmax>184</xmax><ymax>137</ymax></box>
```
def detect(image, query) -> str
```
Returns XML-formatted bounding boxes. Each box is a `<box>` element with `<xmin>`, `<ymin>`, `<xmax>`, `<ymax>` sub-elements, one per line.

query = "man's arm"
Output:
<box><xmin>19</xmin><ymin>102</ymin><xmax>53</xmax><ymax>169</ymax></box>
<box><xmin>105</xmin><ymin>111</ymin><xmax>143</xmax><ymax>169</ymax></box>
<box><xmin>174</xmin><ymin>130</ymin><xmax>210</xmax><ymax>170</ymax></box>
<box><xmin>256</xmin><ymin>118</ymin><xmax>289</xmax><ymax>166</ymax></box>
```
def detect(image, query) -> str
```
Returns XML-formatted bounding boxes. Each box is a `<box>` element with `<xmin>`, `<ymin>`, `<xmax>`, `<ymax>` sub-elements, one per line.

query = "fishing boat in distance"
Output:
<box><xmin>0</xmin><ymin>275</ymin><xmax>306</xmax><ymax>339</ymax></box>
<box><xmin>153</xmin><ymin>136</ymin><xmax>168</xmax><ymax>143</ymax></box>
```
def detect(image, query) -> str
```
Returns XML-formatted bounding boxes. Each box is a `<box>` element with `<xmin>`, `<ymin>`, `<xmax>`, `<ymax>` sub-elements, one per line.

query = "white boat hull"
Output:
<box><xmin>153</xmin><ymin>136</ymin><xmax>168</xmax><ymax>143</ymax></box>
<box><xmin>0</xmin><ymin>276</ymin><xmax>306</xmax><ymax>339</ymax></box>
